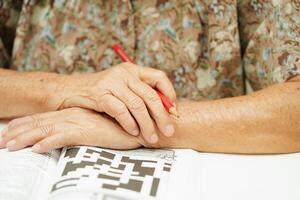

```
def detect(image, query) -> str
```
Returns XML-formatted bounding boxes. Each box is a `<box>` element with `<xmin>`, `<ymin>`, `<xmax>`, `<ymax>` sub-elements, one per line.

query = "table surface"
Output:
<box><xmin>0</xmin><ymin>122</ymin><xmax>299</xmax><ymax>200</ymax></box>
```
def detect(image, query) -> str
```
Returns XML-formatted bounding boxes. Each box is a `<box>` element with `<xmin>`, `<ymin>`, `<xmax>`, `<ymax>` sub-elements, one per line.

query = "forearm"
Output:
<box><xmin>0</xmin><ymin>69</ymin><xmax>61</xmax><ymax>118</ymax></box>
<box><xmin>158</xmin><ymin>78</ymin><xmax>300</xmax><ymax>154</ymax></box>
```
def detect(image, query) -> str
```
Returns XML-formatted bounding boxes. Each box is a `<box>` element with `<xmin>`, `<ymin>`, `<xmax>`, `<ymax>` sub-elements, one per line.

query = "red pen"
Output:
<box><xmin>112</xmin><ymin>44</ymin><xmax>178</xmax><ymax>117</ymax></box>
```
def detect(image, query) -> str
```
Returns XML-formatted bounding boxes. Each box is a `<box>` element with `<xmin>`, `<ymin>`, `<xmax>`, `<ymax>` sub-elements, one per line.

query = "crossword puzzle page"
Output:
<box><xmin>47</xmin><ymin>146</ymin><xmax>200</xmax><ymax>200</ymax></box>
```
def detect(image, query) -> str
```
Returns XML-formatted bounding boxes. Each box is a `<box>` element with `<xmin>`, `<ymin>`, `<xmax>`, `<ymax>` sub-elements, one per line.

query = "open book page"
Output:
<box><xmin>0</xmin><ymin>122</ymin><xmax>60</xmax><ymax>200</ymax></box>
<box><xmin>0</xmin><ymin>122</ymin><xmax>61</xmax><ymax>200</ymax></box>
<box><xmin>0</xmin><ymin>148</ymin><xmax>60</xmax><ymax>200</ymax></box>
<box><xmin>47</xmin><ymin>146</ymin><xmax>201</xmax><ymax>200</ymax></box>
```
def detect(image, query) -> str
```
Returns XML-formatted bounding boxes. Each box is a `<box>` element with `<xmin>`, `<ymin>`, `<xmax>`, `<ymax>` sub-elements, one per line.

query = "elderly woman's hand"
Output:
<box><xmin>0</xmin><ymin>108</ymin><xmax>143</xmax><ymax>153</ymax></box>
<box><xmin>54</xmin><ymin>63</ymin><xmax>176</xmax><ymax>144</ymax></box>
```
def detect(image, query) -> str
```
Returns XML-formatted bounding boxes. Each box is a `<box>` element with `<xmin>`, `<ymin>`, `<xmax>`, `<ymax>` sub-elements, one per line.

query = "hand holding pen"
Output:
<box><xmin>112</xmin><ymin>44</ymin><xmax>178</xmax><ymax>116</ymax></box>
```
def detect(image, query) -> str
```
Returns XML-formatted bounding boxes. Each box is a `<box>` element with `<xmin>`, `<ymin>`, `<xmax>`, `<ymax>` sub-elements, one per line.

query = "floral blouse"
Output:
<box><xmin>0</xmin><ymin>0</ymin><xmax>299</xmax><ymax>100</ymax></box>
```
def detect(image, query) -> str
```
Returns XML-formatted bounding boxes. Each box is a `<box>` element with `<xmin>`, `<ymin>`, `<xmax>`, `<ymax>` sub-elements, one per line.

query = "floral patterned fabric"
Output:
<box><xmin>0</xmin><ymin>0</ymin><xmax>299</xmax><ymax>100</ymax></box>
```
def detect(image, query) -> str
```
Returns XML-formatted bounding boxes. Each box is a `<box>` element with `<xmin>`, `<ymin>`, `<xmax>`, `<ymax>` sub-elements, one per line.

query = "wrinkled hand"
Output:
<box><xmin>0</xmin><ymin>108</ymin><xmax>143</xmax><ymax>153</ymax></box>
<box><xmin>55</xmin><ymin>63</ymin><xmax>176</xmax><ymax>144</ymax></box>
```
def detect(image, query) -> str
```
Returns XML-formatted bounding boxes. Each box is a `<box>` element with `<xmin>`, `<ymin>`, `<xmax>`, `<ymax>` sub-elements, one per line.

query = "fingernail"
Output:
<box><xmin>1</xmin><ymin>127</ymin><xmax>8</xmax><ymax>136</ymax></box>
<box><xmin>150</xmin><ymin>134</ymin><xmax>158</xmax><ymax>144</ymax></box>
<box><xmin>32</xmin><ymin>144</ymin><xmax>41</xmax><ymax>153</ymax></box>
<box><xmin>132</xmin><ymin>129</ymin><xmax>139</xmax><ymax>136</ymax></box>
<box><xmin>6</xmin><ymin>140</ymin><xmax>16</xmax><ymax>150</ymax></box>
<box><xmin>164</xmin><ymin>125</ymin><xmax>174</xmax><ymax>137</ymax></box>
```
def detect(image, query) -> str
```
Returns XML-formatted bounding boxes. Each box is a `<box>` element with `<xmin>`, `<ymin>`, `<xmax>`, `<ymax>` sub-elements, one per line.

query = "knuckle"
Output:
<box><xmin>30</xmin><ymin>115</ymin><xmax>43</xmax><ymax>129</ymax></box>
<box><xmin>98</xmin><ymin>95</ymin><xmax>111</xmax><ymax>111</ymax></box>
<box><xmin>107</xmin><ymin>68</ymin><xmax>120</xmax><ymax>78</ymax></box>
<box><xmin>39</xmin><ymin>124</ymin><xmax>55</xmax><ymax>137</ymax></box>
<box><xmin>120</xmin><ymin>62</ymin><xmax>133</xmax><ymax>68</ymax></box>
<box><xmin>109</xmin><ymin>67</ymin><xmax>129</xmax><ymax>83</ymax></box>
<box><xmin>156</xmin><ymin>70</ymin><xmax>168</xmax><ymax>78</ymax></box>
<box><xmin>128</xmin><ymin>97</ymin><xmax>145</xmax><ymax>112</ymax></box>
<box><xmin>144</xmin><ymin>89</ymin><xmax>160</xmax><ymax>103</ymax></box>
<box><xmin>114</xmin><ymin>65</ymin><xmax>127</xmax><ymax>74</ymax></box>
<box><xmin>114</xmin><ymin>105</ymin><xmax>128</xmax><ymax>118</ymax></box>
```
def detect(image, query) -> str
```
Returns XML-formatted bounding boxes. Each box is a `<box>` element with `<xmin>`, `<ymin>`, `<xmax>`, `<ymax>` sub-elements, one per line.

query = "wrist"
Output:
<box><xmin>41</xmin><ymin>73</ymin><xmax>69</xmax><ymax>111</ymax></box>
<box><xmin>50</xmin><ymin>73</ymin><xmax>99</xmax><ymax>111</ymax></box>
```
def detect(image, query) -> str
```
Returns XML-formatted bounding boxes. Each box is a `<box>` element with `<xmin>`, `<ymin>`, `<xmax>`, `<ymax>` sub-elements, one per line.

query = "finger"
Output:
<box><xmin>32</xmin><ymin>133</ymin><xmax>73</xmax><ymax>153</ymax></box>
<box><xmin>99</xmin><ymin>94</ymin><xmax>139</xmax><ymax>136</ymax></box>
<box><xmin>140</xmin><ymin>68</ymin><xmax>176</xmax><ymax>102</ymax></box>
<box><xmin>7</xmin><ymin>111</ymin><xmax>60</xmax><ymax>130</ymax></box>
<box><xmin>119</xmin><ymin>63</ymin><xmax>176</xmax><ymax>102</ymax></box>
<box><xmin>0</xmin><ymin>115</ymin><xmax>57</xmax><ymax>148</ymax></box>
<box><xmin>112</xmin><ymin>87</ymin><xmax>158</xmax><ymax>144</ymax></box>
<box><xmin>6</xmin><ymin>124</ymin><xmax>57</xmax><ymax>151</ymax></box>
<box><xmin>128</xmin><ymin>78</ymin><xmax>174</xmax><ymax>137</ymax></box>
<box><xmin>7</xmin><ymin>118</ymin><xmax>32</xmax><ymax>130</ymax></box>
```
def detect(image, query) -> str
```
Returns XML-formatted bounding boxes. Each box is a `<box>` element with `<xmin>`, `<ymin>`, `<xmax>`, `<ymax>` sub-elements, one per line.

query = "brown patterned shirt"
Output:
<box><xmin>0</xmin><ymin>0</ymin><xmax>299</xmax><ymax>100</ymax></box>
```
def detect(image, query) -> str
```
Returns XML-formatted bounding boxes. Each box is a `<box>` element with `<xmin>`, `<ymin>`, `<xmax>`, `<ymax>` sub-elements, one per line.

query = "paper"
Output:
<box><xmin>0</xmin><ymin>148</ymin><xmax>60</xmax><ymax>200</ymax></box>
<box><xmin>48</xmin><ymin>146</ymin><xmax>181</xmax><ymax>200</ymax></box>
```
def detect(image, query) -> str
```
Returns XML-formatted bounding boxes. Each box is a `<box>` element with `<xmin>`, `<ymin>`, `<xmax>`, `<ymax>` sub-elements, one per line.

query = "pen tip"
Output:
<box><xmin>169</xmin><ymin>107</ymin><xmax>179</xmax><ymax>118</ymax></box>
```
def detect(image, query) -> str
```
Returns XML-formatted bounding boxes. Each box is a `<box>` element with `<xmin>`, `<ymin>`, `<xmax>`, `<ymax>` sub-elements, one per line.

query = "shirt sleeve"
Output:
<box><xmin>0</xmin><ymin>39</ymin><xmax>9</xmax><ymax>68</ymax></box>
<box><xmin>0</xmin><ymin>0</ymin><xmax>22</xmax><ymax>68</ymax></box>
<box><xmin>238</xmin><ymin>0</ymin><xmax>300</xmax><ymax>91</ymax></box>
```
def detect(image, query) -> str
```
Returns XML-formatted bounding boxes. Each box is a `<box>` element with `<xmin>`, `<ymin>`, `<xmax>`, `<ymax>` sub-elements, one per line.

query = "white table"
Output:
<box><xmin>1</xmin><ymin>122</ymin><xmax>299</xmax><ymax>200</ymax></box>
<box><xmin>197</xmin><ymin>152</ymin><xmax>300</xmax><ymax>200</ymax></box>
